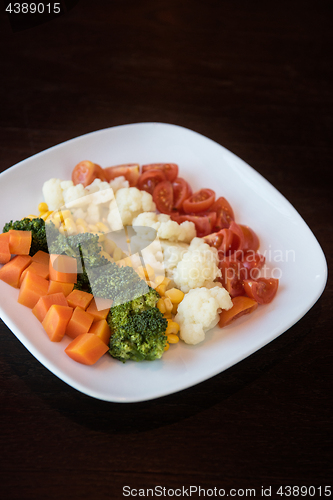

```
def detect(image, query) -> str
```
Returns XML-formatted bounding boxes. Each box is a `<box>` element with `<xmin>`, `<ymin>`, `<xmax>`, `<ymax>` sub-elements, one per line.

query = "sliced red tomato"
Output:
<box><xmin>183</xmin><ymin>188</ymin><xmax>215</xmax><ymax>213</ymax></box>
<box><xmin>172</xmin><ymin>177</ymin><xmax>192</xmax><ymax>210</ymax></box>
<box><xmin>153</xmin><ymin>181</ymin><xmax>174</xmax><ymax>214</ymax></box>
<box><xmin>239</xmin><ymin>252</ymin><xmax>266</xmax><ymax>280</ymax></box>
<box><xmin>243</xmin><ymin>277</ymin><xmax>279</xmax><ymax>304</ymax></box>
<box><xmin>211</xmin><ymin>197</ymin><xmax>235</xmax><ymax>230</ymax></box>
<box><xmin>103</xmin><ymin>164</ymin><xmax>140</xmax><ymax>186</ymax></box>
<box><xmin>218</xmin><ymin>257</ymin><xmax>245</xmax><ymax>298</ymax></box>
<box><xmin>72</xmin><ymin>161</ymin><xmax>106</xmax><ymax>187</ymax></box>
<box><xmin>171</xmin><ymin>212</ymin><xmax>216</xmax><ymax>237</ymax></box>
<box><xmin>137</xmin><ymin>169</ymin><xmax>167</xmax><ymax>195</ymax></box>
<box><xmin>218</xmin><ymin>296</ymin><xmax>258</xmax><ymax>328</ymax></box>
<box><xmin>142</xmin><ymin>163</ymin><xmax>179</xmax><ymax>182</ymax></box>
<box><xmin>239</xmin><ymin>225</ymin><xmax>260</xmax><ymax>252</ymax></box>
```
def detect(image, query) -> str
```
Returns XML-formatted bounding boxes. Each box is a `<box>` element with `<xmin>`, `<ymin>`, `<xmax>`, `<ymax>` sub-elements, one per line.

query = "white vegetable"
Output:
<box><xmin>173</xmin><ymin>237</ymin><xmax>221</xmax><ymax>293</ymax></box>
<box><xmin>115</xmin><ymin>187</ymin><xmax>156</xmax><ymax>226</ymax></box>
<box><xmin>132</xmin><ymin>212</ymin><xmax>196</xmax><ymax>243</ymax></box>
<box><xmin>175</xmin><ymin>286</ymin><xmax>233</xmax><ymax>345</ymax></box>
<box><xmin>109</xmin><ymin>176</ymin><xmax>129</xmax><ymax>193</ymax></box>
<box><xmin>42</xmin><ymin>178</ymin><xmax>64</xmax><ymax>211</ymax></box>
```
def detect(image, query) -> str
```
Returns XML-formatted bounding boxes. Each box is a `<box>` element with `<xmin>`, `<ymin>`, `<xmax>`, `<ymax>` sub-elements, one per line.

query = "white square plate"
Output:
<box><xmin>0</xmin><ymin>123</ymin><xmax>327</xmax><ymax>402</ymax></box>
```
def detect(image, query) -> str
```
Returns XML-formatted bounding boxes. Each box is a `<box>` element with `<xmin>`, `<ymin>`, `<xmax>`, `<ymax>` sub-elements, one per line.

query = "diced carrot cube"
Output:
<box><xmin>19</xmin><ymin>261</ymin><xmax>49</xmax><ymax>287</ymax></box>
<box><xmin>8</xmin><ymin>230</ymin><xmax>32</xmax><ymax>255</ymax></box>
<box><xmin>0</xmin><ymin>233</ymin><xmax>11</xmax><ymax>264</ymax></box>
<box><xmin>47</xmin><ymin>280</ymin><xmax>74</xmax><ymax>297</ymax></box>
<box><xmin>0</xmin><ymin>255</ymin><xmax>32</xmax><ymax>288</ymax></box>
<box><xmin>18</xmin><ymin>271</ymin><xmax>49</xmax><ymax>308</ymax></box>
<box><xmin>65</xmin><ymin>333</ymin><xmax>109</xmax><ymax>365</ymax></box>
<box><xmin>49</xmin><ymin>254</ymin><xmax>77</xmax><ymax>283</ymax></box>
<box><xmin>31</xmin><ymin>250</ymin><xmax>50</xmax><ymax>266</ymax></box>
<box><xmin>66</xmin><ymin>307</ymin><xmax>94</xmax><ymax>339</ymax></box>
<box><xmin>86</xmin><ymin>299</ymin><xmax>111</xmax><ymax>322</ymax></box>
<box><xmin>32</xmin><ymin>292</ymin><xmax>68</xmax><ymax>322</ymax></box>
<box><xmin>89</xmin><ymin>319</ymin><xmax>111</xmax><ymax>345</ymax></box>
<box><xmin>42</xmin><ymin>304</ymin><xmax>73</xmax><ymax>342</ymax></box>
<box><xmin>66</xmin><ymin>289</ymin><xmax>94</xmax><ymax>310</ymax></box>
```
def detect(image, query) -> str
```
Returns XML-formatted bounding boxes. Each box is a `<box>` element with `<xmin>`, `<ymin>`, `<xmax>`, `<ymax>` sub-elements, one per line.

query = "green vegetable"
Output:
<box><xmin>3</xmin><ymin>218</ymin><xmax>58</xmax><ymax>256</ymax></box>
<box><xmin>108</xmin><ymin>288</ymin><xmax>168</xmax><ymax>362</ymax></box>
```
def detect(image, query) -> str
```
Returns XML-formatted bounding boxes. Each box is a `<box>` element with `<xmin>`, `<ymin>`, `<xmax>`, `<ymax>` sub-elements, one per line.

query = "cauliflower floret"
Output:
<box><xmin>42</xmin><ymin>178</ymin><xmax>64</xmax><ymax>211</ymax></box>
<box><xmin>132</xmin><ymin>212</ymin><xmax>196</xmax><ymax>243</ymax></box>
<box><xmin>115</xmin><ymin>187</ymin><xmax>156</xmax><ymax>226</ymax></box>
<box><xmin>160</xmin><ymin>240</ymin><xmax>189</xmax><ymax>280</ymax></box>
<box><xmin>62</xmin><ymin>183</ymin><xmax>88</xmax><ymax>207</ymax></box>
<box><xmin>86</xmin><ymin>178</ymin><xmax>111</xmax><ymax>193</ymax></box>
<box><xmin>109</xmin><ymin>175</ymin><xmax>129</xmax><ymax>193</ymax></box>
<box><xmin>173</xmin><ymin>237</ymin><xmax>221</xmax><ymax>293</ymax></box>
<box><xmin>175</xmin><ymin>286</ymin><xmax>233</xmax><ymax>345</ymax></box>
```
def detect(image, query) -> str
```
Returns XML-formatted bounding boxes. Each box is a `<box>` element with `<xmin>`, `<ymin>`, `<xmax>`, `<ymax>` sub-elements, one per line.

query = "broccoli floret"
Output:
<box><xmin>3</xmin><ymin>218</ymin><xmax>59</xmax><ymax>257</ymax></box>
<box><xmin>108</xmin><ymin>295</ymin><xmax>168</xmax><ymax>362</ymax></box>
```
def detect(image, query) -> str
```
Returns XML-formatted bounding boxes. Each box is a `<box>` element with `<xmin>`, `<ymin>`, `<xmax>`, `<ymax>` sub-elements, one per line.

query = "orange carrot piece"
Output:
<box><xmin>218</xmin><ymin>296</ymin><xmax>258</xmax><ymax>328</ymax></box>
<box><xmin>89</xmin><ymin>319</ymin><xmax>111</xmax><ymax>345</ymax></box>
<box><xmin>47</xmin><ymin>280</ymin><xmax>74</xmax><ymax>297</ymax></box>
<box><xmin>49</xmin><ymin>254</ymin><xmax>77</xmax><ymax>283</ymax></box>
<box><xmin>0</xmin><ymin>255</ymin><xmax>32</xmax><ymax>288</ymax></box>
<box><xmin>32</xmin><ymin>292</ymin><xmax>68</xmax><ymax>323</ymax></box>
<box><xmin>66</xmin><ymin>307</ymin><xmax>94</xmax><ymax>339</ymax></box>
<box><xmin>31</xmin><ymin>250</ymin><xmax>50</xmax><ymax>266</ymax></box>
<box><xmin>65</xmin><ymin>333</ymin><xmax>109</xmax><ymax>365</ymax></box>
<box><xmin>8</xmin><ymin>230</ymin><xmax>32</xmax><ymax>255</ymax></box>
<box><xmin>42</xmin><ymin>304</ymin><xmax>73</xmax><ymax>342</ymax></box>
<box><xmin>0</xmin><ymin>233</ymin><xmax>11</xmax><ymax>264</ymax></box>
<box><xmin>19</xmin><ymin>261</ymin><xmax>49</xmax><ymax>287</ymax></box>
<box><xmin>18</xmin><ymin>271</ymin><xmax>49</xmax><ymax>308</ymax></box>
<box><xmin>66</xmin><ymin>289</ymin><xmax>94</xmax><ymax>310</ymax></box>
<box><xmin>86</xmin><ymin>299</ymin><xmax>110</xmax><ymax>322</ymax></box>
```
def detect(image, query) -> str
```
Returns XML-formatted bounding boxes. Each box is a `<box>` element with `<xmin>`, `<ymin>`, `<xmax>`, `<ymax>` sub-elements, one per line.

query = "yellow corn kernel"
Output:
<box><xmin>166</xmin><ymin>320</ymin><xmax>180</xmax><ymax>335</ymax></box>
<box><xmin>53</xmin><ymin>210</ymin><xmax>71</xmax><ymax>223</ymax></box>
<box><xmin>96</xmin><ymin>222</ymin><xmax>109</xmax><ymax>233</ymax></box>
<box><xmin>40</xmin><ymin>210</ymin><xmax>53</xmax><ymax>221</ymax></box>
<box><xmin>147</xmin><ymin>280</ymin><xmax>156</xmax><ymax>289</ymax></box>
<box><xmin>172</xmin><ymin>303</ymin><xmax>178</xmax><ymax>315</ymax></box>
<box><xmin>164</xmin><ymin>312</ymin><xmax>172</xmax><ymax>319</ymax></box>
<box><xmin>136</xmin><ymin>264</ymin><xmax>155</xmax><ymax>281</ymax></box>
<box><xmin>64</xmin><ymin>217</ymin><xmax>77</xmax><ymax>235</ymax></box>
<box><xmin>59</xmin><ymin>225</ymin><xmax>65</xmax><ymax>235</ymax></box>
<box><xmin>155</xmin><ymin>283</ymin><xmax>166</xmax><ymax>296</ymax></box>
<box><xmin>164</xmin><ymin>297</ymin><xmax>173</xmax><ymax>313</ymax></box>
<box><xmin>97</xmin><ymin>233</ymin><xmax>105</xmax><ymax>242</ymax></box>
<box><xmin>157</xmin><ymin>298</ymin><xmax>166</xmax><ymax>314</ymax></box>
<box><xmin>76</xmin><ymin>224</ymin><xmax>86</xmax><ymax>233</ymax></box>
<box><xmin>38</xmin><ymin>202</ymin><xmax>48</xmax><ymax>213</ymax></box>
<box><xmin>167</xmin><ymin>333</ymin><xmax>179</xmax><ymax>344</ymax></box>
<box><xmin>88</xmin><ymin>224</ymin><xmax>99</xmax><ymax>233</ymax></box>
<box><xmin>103</xmin><ymin>238</ymin><xmax>117</xmax><ymax>255</ymax></box>
<box><xmin>154</xmin><ymin>275</ymin><xmax>171</xmax><ymax>287</ymax></box>
<box><xmin>165</xmin><ymin>288</ymin><xmax>185</xmax><ymax>304</ymax></box>
<box><xmin>100</xmin><ymin>250</ymin><xmax>114</xmax><ymax>262</ymax></box>
<box><xmin>113</xmin><ymin>246</ymin><xmax>124</xmax><ymax>262</ymax></box>
<box><xmin>164</xmin><ymin>342</ymin><xmax>170</xmax><ymax>352</ymax></box>
<box><xmin>75</xmin><ymin>218</ymin><xmax>88</xmax><ymax>228</ymax></box>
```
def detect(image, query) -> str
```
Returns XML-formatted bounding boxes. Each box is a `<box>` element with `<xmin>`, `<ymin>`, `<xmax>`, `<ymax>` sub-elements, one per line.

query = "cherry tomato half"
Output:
<box><xmin>142</xmin><ymin>163</ymin><xmax>179</xmax><ymax>182</ymax></box>
<box><xmin>239</xmin><ymin>252</ymin><xmax>266</xmax><ymax>280</ymax></box>
<box><xmin>211</xmin><ymin>197</ymin><xmax>235</xmax><ymax>230</ymax></box>
<box><xmin>171</xmin><ymin>212</ymin><xmax>216</xmax><ymax>237</ymax></box>
<box><xmin>137</xmin><ymin>169</ymin><xmax>167</xmax><ymax>195</ymax></box>
<box><xmin>243</xmin><ymin>277</ymin><xmax>279</xmax><ymax>304</ymax></box>
<box><xmin>218</xmin><ymin>258</ymin><xmax>245</xmax><ymax>298</ymax></box>
<box><xmin>218</xmin><ymin>296</ymin><xmax>258</xmax><ymax>328</ymax></box>
<box><xmin>172</xmin><ymin>177</ymin><xmax>192</xmax><ymax>210</ymax></box>
<box><xmin>103</xmin><ymin>164</ymin><xmax>140</xmax><ymax>187</ymax></box>
<box><xmin>72</xmin><ymin>161</ymin><xmax>106</xmax><ymax>187</ymax></box>
<box><xmin>182</xmin><ymin>188</ymin><xmax>216</xmax><ymax>214</ymax></box>
<box><xmin>239</xmin><ymin>225</ymin><xmax>260</xmax><ymax>252</ymax></box>
<box><xmin>153</xmin><ymin>181</ymin><xmax>174</xmax><ymax>214</ymax></box>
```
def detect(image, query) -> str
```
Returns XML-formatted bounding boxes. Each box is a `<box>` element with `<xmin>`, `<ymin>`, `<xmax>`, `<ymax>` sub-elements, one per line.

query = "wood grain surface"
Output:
<box><xmin>0</xmin><ymin>1</ymin><xmax>332</xmax><ymax>499</ymax></box>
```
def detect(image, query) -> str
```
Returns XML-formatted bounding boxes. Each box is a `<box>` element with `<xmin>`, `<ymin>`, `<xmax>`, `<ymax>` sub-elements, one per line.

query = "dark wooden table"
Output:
<box><xmin>1</xmin><ymin>1</ymin><xmax>332</xmax><ymax>498</ymax></box>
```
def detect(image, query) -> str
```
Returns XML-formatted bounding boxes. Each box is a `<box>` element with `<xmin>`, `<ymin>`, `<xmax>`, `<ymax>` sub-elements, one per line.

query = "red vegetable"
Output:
<box><xmin>103</xmin><ymin>164</ymin><xmax>140</xmax><ymax>186</ymax></box>
<box><xmin>72</xmin><ymin>161</ymin><xmax>106</xmax><ymax>187</ymax></box>
<box><xmin>137</xmin><ymin>169</ymin><xmax>167</xmax><ymax>195</ymax></box>
<box><xmin>243</xmin><ymin>277</ymin><xmax>279</xmax><ymax>304</ymax></box>
<box><xmin>182</xmin><ymin>188</ymin><xmax>215</xmax><ymax>213</ymax></box>
<box><xmin>153</xmin><ymin>181</ymin><xmax>174</xmax><ymax>214</ymax></box>
<box><xmin>142</xmin><ymin>163</ymin><xmax>178</xmax><ymax>182</ymax></box>
<box><xmin>219</xmin><ymin>296</ymin><xmax>258</xmax><ymax>328</ymax></box>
